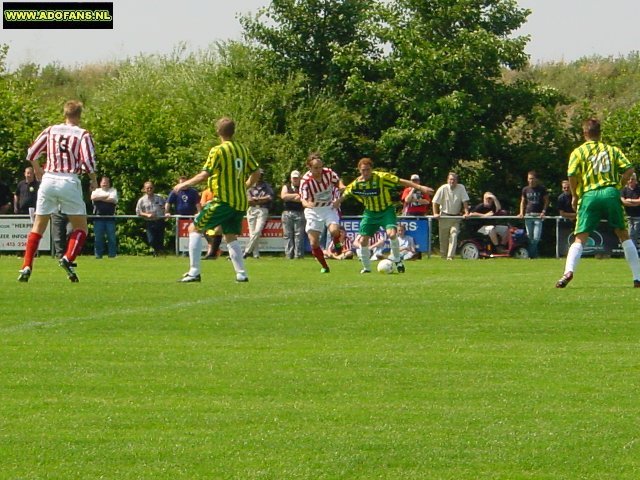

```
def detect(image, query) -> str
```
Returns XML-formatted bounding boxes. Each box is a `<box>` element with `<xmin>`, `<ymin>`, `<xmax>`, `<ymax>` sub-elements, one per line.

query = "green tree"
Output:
<box><xmin>0</xmin><ymin>45</ymin><xmax>42</xmax><ymax>186</ymax></box>
<box><xmin>605</xmin><ymin>102</ymin><xmax>640</xmax><ymax>165</ymax></box>
<box><xmin>339</xmin><ymin>0</ymin><xmax>572</xmax><ymax>204</ymax></box>
<box><xmin>86</xmin><ymin>43</ymin><xmax>362</xmax><ymax>251</ymax></box>
<box><xmin>240</xmin><ymin>0</ymin><xmax>382</xmax><ymax>94</ymax></box>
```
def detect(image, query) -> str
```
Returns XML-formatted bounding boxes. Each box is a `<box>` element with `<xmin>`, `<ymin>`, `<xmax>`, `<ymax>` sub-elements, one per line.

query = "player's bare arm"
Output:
<box><xmin>27</xmin><ymin>158</ymin><xmax>44</xmax><ymax>181</ymax></box>
<box><xmin>174</xmin><ymin>171</ymin><xmax>209</xmax><ymax>194</ymax></box>
<box><xmin>398</xmin><ymin>178</ymin><xmax>432</xmax><ymax>195</ymax></box>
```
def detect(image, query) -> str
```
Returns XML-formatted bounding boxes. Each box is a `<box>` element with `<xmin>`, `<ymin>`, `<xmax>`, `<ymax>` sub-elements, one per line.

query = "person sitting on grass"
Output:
<box><xmin>324</xmin><ymin>226</ymin><xmax>354</xmax><ymax>260</ymax></box>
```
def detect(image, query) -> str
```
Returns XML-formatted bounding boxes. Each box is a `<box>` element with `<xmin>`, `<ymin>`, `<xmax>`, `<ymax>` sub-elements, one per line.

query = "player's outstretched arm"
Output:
<box><xmin>174</xmin><ymin>171</ymin><xmax>208</xmax><ymax>194</ymax></box>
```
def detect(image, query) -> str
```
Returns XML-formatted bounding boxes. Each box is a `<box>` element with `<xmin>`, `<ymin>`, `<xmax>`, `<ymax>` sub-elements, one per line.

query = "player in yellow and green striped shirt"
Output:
<box><xmin>334</xmin><ymin>157</ymin><xmax>433</xmax><ymax>274</ymax></box>
<box><xmin>172</xmin><ymin>117</ymin><xmax>260</xmax><ymax>284</ymax></box>
<box><xmin>556</xmin><ymin>117</ymin><xmax>640</xmax><ymax>288</ymax></box>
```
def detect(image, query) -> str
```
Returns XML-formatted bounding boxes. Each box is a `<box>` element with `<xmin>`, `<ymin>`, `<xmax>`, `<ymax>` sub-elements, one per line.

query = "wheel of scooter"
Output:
<box><xmin>513</xmin><ymin>247</ymin><xmax>529</xmax><ymax>259</ymax></box>
<box><xmin>460</xmin><ymin>242</ymin><xmax>480</xmax><ymax>260</ymax></box>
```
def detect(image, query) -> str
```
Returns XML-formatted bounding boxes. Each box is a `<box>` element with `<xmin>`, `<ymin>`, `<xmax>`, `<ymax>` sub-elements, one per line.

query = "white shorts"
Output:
<box><xmin>305</xmin><ymin>205</ymin><xmax>340</xmax><ymax>233</ymax></box>
<box><xmin>36</xmin><ymin>172</ymin><xmax>87</xmax><ymax>216</ymax></box>
<box><xmin>477</xmin><ymin>225</ymin><xmax>509</xmax><ymax>237</ymax></box>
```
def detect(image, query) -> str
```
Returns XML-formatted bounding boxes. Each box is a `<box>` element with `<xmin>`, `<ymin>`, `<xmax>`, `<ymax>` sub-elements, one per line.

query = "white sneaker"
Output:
<box><xmin>179</xmin><ymin>273</ymin><xmax>201</xmax><ymax>283</ymax></box>
<box><xmin>236</xmin><ymin>273</ymin><xmax>249</xmax><ymax>282</ymax></box>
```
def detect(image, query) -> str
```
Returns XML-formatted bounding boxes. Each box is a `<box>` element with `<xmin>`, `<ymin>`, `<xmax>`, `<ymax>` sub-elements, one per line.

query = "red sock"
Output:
<box><xmin>64</xmin><ymin>229</ymin><xmax>87</xmax><ymax>262</ymax></box>
<box><xmin>22</xmin><ymin>232</ymin><xmax>42</xmax><ymax>269</ymax></box>
<box><xmin>312</xmin><ymin>246</ymin><xmax>329</xmax><ymax>269</ymax></box>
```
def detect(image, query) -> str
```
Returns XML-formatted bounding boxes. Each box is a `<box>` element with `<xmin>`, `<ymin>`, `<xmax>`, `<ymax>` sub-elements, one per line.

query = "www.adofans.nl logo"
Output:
<box><xmin>3</xmin><ymin>2</ymin><xmax>113</xmax><ymax>29</ymax></box>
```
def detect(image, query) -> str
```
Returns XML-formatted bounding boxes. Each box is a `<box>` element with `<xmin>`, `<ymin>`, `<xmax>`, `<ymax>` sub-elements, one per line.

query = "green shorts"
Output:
<box><xmin>359</xmin><ymin>206</ymin><xmax>398</xmax><ymax>236</ymax></box>
<box><xmin>575</xmin><ymin>186</ymin><xmax>627</xmax><ymax>234</ymax></box>
<box><xmin>194</xmin><ymin>201</ymin><xmax>244</xmax><ymax>235</ymax></box>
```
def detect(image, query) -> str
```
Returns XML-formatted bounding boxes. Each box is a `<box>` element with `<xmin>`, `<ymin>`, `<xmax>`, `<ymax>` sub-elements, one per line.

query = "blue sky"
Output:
<box><xmin>2</xmin><ymin>0</ymin><xmax>638</xmax><ymax>69</ymax></box>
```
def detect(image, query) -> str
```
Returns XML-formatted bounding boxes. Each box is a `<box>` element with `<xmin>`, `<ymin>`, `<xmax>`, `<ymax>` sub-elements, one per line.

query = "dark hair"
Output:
<box><xmin>582</xmin><ymin>118</ymin><xmax>601</xmax><ymax>139</ymax></box>
<box><xmin>216</xmin><ymin>117</ymin><xmax>235</xmax><ymax>138</ymax></box>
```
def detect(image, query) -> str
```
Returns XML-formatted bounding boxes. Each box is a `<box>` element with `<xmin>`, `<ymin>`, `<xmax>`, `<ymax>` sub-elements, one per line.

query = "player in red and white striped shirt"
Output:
<box><xmin>18</xmin><ymin>100</ymin><xmax>98</xmax><ymax>283</ymax></box>
<box><xmin>299</xmin><ymin>153</ymin><xmax>345</xmax><ymax>273</ymax></box>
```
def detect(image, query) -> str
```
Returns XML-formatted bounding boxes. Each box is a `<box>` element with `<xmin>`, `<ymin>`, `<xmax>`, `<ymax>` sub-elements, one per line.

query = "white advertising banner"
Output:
<box><xmin>0</xmin><ymin>217</ymin><xmax>51</xmax><ymax>251</ymax></box>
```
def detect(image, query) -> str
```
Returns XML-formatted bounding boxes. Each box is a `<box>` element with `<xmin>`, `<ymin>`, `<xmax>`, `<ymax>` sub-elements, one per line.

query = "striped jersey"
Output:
<box><xmin>568</xmin><ymin>141</ymin><xmax>632</xmax><ymax>196</ymax></box>
<box><xmin>27</xmin><ymin>123</ymin><xmax>96</xmax><ymax>175</ymax></box>
<box><xmin>300</xmin><ymin>167</ymin><xmax>341</xmax><ymax>207</ymax></box>
<box><xmin>342</xmin><ymin>171</ymin><xmax>400</xmax><ymax>212</ymax></box>
<box><xmin>203</xmin><ymin>140</ymin><xmax>259</xmax><ymax>211</ymax></box>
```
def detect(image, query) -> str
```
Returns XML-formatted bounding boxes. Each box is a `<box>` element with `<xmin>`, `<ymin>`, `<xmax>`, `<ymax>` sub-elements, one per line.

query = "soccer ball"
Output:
<box><xmin>377</xmin><ymin>259</ymin><xmax>394</xmax><ymax>274</ymax></box>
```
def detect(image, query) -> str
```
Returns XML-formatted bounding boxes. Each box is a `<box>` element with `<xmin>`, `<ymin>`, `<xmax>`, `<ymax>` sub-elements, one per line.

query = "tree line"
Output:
<box><xmin>1</xmin><ymin>0</ymin><xmax>639</xmax><ymax>240</ymax></box>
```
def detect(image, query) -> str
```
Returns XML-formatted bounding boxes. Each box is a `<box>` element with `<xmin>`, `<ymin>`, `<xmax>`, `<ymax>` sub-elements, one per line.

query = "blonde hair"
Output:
<box><xmin>63</xmin><ymin>100</ymin><xmax>83</xmax><ymax>119</ymax></box>
<box><xmin>358</xmin><ymin>157</ymin><xmax>373</xmax><ymax>169</ymax></box>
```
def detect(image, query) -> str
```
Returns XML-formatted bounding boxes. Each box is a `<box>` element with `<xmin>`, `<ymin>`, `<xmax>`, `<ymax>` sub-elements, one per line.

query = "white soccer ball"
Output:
<box><xmin>377</xmin><ymin>259</ymin><xmax>394</xmax><ymax>274</ymax></box>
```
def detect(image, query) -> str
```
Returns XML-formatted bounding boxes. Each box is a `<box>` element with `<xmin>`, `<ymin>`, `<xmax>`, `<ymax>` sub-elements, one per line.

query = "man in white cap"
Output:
<box><xmin>280</xmin><ymin>169</ymin><xmax>305</xmax><ymax>259</ymax></box>
<box><xmin>401</xmin><ymin>174</ymin><xmax>432</xmax><ymax>216</ymax></box>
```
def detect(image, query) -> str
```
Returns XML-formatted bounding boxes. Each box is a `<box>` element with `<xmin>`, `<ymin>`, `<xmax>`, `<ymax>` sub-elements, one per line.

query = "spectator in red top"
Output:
<box><xmin>401</xmin><ymin>174</ymin><xmax>433</xmax><ymax>216</ymax></box>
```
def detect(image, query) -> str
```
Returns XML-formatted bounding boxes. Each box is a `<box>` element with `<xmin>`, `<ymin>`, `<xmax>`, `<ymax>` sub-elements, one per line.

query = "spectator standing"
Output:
<box><xmin>50</xmin><ymin>210</ymin><xmax>70</xmax><ymax>259</ymax></box>
<box><xmin>556</xmin><ymin>117</ymin><xmax>640</xmax><ymax>288</ymax></box>
<box><xmin>401</xmin><ymin>174</ymin><xmax>431</xmax><ymax>216</ymax></box>
<box><xmin>334</xmin><ymin>157</ymin><xmax>432</xmax><ymax>273</ymax></box>
<box><xmin>0</xmin><ymin>178</ymin><xmax>12</xmax><ymax>213</ymax></box>
<box><xmin>621</xmin><ymin>173</ymin><xmax>640</xmax><ymax>250</ymax></box>
<box><xmin>518</xmin><ymin>170</ymin><xmax>549</xmax><ymax>258</ymax></box>
<box><xmin>18</xmin><ymin>100</ymin><xmax>98</xmax><ymax>283</ymax></box>
<box><xmin>557</xmin><ymin>179</ymin><xmax>576</xmax><ymax>221</ymax></box>
<box><xmin>13</xmin><ymin>166</ymin><xmax>39</xmax><ymax>214</ymax></box>
<box><xmin>136</xmin><ymin>181</ymin><xmax>167</xmax><ymax>256</ymax></box>
<box><xmin>280</xmin><ymin>169</ymin><xmax>305</xmax><ymax>259</ymax></box>
<box><xmin>244</xmin><ymin>169</ymin><xmax>274</xmax><ymax>259</ymax></box>
<box><xmin>91</xmin><ymin>176</ymin><xmax>118</xmax><ymax>258</ymax></box>
<box><xmin>432</xmin><ymin>172</ymin><xmax>470</xmax><ymax>260</ymax></box>
<box><xmin>166</xmin><ymin>176</ymin><xmax>201</xmax><ymax>217</ymax></box>
<box><xmin>174</xmin><ymin>117</ymin><xmax>260</xmax><ymax>283</ymax></box>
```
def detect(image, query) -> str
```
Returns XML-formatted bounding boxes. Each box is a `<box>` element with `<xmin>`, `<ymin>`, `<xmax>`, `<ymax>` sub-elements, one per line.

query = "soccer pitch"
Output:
<box><xmin>1</xmin><ymin>255</ymin><xmax>639</xmax><ymax>479</ymax></box>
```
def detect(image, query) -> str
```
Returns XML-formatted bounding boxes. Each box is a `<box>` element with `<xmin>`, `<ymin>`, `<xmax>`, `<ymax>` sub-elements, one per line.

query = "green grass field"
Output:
<box><xmin>1</xmin><ymin>254</ymin><xmax>639</xmax><ymax>479</ymax></box>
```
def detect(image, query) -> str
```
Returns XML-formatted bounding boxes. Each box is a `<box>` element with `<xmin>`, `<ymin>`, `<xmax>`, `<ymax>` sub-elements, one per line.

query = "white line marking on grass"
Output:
<box><xmin>0</xmin><ymin>296</ymin><xmax>226</xmax><ymax>333</ymax></box>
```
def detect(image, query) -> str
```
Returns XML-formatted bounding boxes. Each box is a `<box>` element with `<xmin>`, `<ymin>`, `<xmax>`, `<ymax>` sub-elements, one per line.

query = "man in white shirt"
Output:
<box><xmin>432</xmin><ymin>172</ymin><xmax>470</xmax><ymax>260</ymax></box>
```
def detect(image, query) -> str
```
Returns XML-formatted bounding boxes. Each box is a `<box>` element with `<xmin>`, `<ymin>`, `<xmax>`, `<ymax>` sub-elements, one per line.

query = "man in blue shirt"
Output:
<box><xmin>166</xmin><ymin>175</ymin><xmax>201</xmax><ymax>216</ymax></box>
